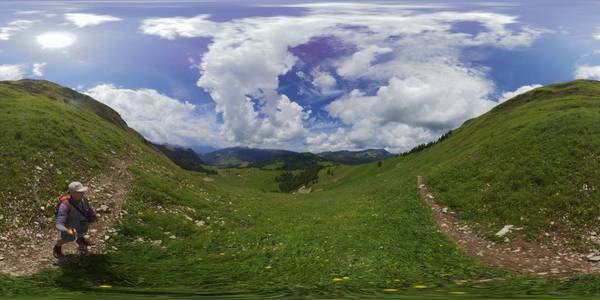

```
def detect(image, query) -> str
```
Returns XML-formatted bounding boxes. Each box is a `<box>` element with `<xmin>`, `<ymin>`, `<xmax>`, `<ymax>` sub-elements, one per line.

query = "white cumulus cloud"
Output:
<box><xmin>574</xmin><ymin>64</ymin><xmax>600</xmax><ymax>80</ymax></box>
<box><xmin>65</xmin><ymin>13</ymin><xmax>122</xmax><ymax>28</ymax></box>
<box><xmin>0</xmin><ymin>19</ymin><xmax>36</xmax><ymax>40</ymax></box>
<box><xmin>84</xmin><ymin>84</ymin><xmax>222</xmax><ymax>147</ymax></box>
<box><xmin>32</xmin><ymin>62</ymin><xmax>47</xmax><ymax>77</ymax></box>
<box><xmin>311</xmin><ymin>69</ymin><xmax>337</xmax><ymax>94</ymax></box>
<box><xmin>498</xmin><ymin>84</ymin><xmax>542</xmax><ymax>103</ymax></box>
<box><xmin>0</xmin><ymin>64</ymin><xmax>26</xmax><ymax>80</ymax></box>
<box><xmin>140</xmin><ymin>3</ymin><xmax>543</xmax><ymax>151</ymax></box>
<box><xmin>140</xmin><ymin>15</ymin><xmax>218</xmax><ymax>40</ymax></box>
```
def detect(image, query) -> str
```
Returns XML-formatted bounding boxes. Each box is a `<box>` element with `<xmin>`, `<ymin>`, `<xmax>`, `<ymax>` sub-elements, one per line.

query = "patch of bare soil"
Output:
<box><xmin>418</xmin><ymin>176</ymin><xmax>600</xmax><ymax>276</ymax></box>
<box><xmin>0</xmin><ymin>156</ymin><xmax>134</xmax><ymax>276</ymax></box>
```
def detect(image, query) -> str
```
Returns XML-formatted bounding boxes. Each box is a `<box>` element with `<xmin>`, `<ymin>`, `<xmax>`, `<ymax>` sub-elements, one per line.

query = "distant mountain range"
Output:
<box><xmin>317</xmin><ymin>149</ymin><xmax>394</xmax><ymax>165</ymax></box>
<box><xmin>151</xmin><ymin>143</ymin><xmax>214</xmax><ymax>173</ymax></box>
<box><xmin>200</xmin><ymin>147</ymin><xmax>298</xmax><ymax>167</ymax></box>
<box><xmin>198</xmin><ymin>146</ymin><xmax>393</xmax><ymax>167</ymax></box>
<box><xmin>153</xmin><ymin>145</ymin><xmax>394</xmax><ymax>169</ymax></box>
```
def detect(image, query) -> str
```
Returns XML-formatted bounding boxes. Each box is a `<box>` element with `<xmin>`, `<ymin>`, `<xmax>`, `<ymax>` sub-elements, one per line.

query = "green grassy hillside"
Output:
<box><xmin>3</xmin><ymin>79</ymin><xmax>600</xmax><ymax>299</ymax></box>
<box><xmin>410</xmin><ymin>80</ymin><xmax>600</xmax><ymax>247</ymax></box>
<box><xmin>0</xmin><ymin>80</ymin><xmax>145</xmax><ymax>230</ymax></box>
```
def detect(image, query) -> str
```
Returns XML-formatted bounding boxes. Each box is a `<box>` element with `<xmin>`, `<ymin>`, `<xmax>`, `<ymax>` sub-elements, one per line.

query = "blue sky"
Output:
<box><xmin>2</xmin><ymin>1</ymin><xmax>600</xmax><ymax>153</ymax></box>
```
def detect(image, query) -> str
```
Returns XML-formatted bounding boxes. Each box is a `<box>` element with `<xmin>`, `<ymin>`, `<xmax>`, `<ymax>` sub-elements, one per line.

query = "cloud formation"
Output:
<box><xmin>0</xmin><ymin>20</ymin><xmax>36</xmax><ymax>40</ymax></box>
<box><xmin>32</xmin><ymin>62</ymin><xmax>47</xmax><ymax>77</ymax></box>
<box><xmin>84</xmin><ymin>84</ymin><xmax>222</xmax><ymax>147</ymax></box>
<box><xmin>140</xmin><ymin>15</ymin><xmax>217</xmax><ymax>40</ymax></box>
<box><xmin>574</xmin><ymin>64</ymin><xmax>600</xmax><ymax>80</ymax></box>
<box><xmin>498</xmin><ymin>84</ymin><xmax>542</xmax><ymax>103</ymax></box>
<box><xmin>140</xmin><ymin>3</ymin><xmax>543</xmax><ymax>152</ymax></box>
<box><xmin>0</xmin><ymin>64</ymin><xmax>25</xmax><ymax>80</ymax></box>
<box><xmin>65</xmin><ymin>13</ymin><xmax>122</xmax><ymax>28</ymax></box>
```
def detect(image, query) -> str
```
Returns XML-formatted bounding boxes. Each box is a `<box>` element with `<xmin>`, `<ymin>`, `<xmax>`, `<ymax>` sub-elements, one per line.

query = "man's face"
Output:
<box><xmin>72</xmin><ymin>192</ymin><xmax>84</xmax><ymax>201</ymax></box>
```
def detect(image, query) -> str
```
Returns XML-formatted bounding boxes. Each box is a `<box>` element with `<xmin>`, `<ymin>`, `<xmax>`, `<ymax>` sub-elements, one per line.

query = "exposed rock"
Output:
<box><xmin>297</xmin><ymin>186</ymin><xmax>312</xmax><ymax>194</ymax></box>
<box><xmin>587</xmin><ymin>256</ymin><xmax>600</xmax><ymax>262</ymax></box>
<box><xmin>97</xmin><ymin>204</ymin><xmax>110</xmax><ymax>213</ymax></box>
<box><xmin>495</xmin><ymin>225</ymin><xmax>514</xmax><ymax>237</ymax></box>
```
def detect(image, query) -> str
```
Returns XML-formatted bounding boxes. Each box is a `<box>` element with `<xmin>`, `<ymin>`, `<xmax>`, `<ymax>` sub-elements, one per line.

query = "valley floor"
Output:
<box><xmin>3</xmin><ymin>152</ymin><xmax>600</xmax><ymax>298</ymax></box>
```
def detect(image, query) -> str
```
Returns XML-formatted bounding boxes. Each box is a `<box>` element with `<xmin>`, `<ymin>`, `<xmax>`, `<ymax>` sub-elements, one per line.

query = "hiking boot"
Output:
<box><xmin>76</xmin><ymin>237</ymin><xmax>90</xmax><ymax>254</ymax></box>
<box><xmin>53</xmin><ymin>245</ymin><xmax>63</xmax><ymax>259</ymax></box>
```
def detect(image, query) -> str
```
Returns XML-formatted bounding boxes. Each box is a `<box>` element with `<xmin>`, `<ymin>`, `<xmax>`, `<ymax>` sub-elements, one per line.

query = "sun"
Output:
<box><xmin>36</xmin><ymin>32</ymin><xmax>75</xmax><ymax>49</ymax></box>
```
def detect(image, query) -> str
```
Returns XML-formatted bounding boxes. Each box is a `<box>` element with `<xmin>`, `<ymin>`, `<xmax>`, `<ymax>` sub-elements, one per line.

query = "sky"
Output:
<box><xmin>2</xmin><ymin>0</ymin><xmax>600</xmax><ymax>153</ymax></box>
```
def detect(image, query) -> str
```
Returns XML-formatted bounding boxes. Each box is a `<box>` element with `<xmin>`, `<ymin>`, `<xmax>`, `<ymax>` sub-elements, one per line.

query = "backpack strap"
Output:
<box><xmin>58</xmin><ymin>195</ymin><xmax>73</xmax><ymax>210</ymax></box>
<box><xmin>68</xmin><ymin>197</ymin><xmax>94</xmax><ymax>223</ymax></box>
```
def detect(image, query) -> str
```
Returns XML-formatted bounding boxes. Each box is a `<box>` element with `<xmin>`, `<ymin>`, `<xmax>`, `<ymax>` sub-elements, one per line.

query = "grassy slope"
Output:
<box><xmin>0</xmin><ymin>80</ymin><xmax>143</xmax><ymax>230</ymax></box>
<box><xmin>409</xmin><ymin>80</ymin><xmax>600</xmax><ymax>247</ymax></box>
<box><xmin>3</xmin><ymin>79</ymin><xmax>600</xmax><ymax>298</ymax></box>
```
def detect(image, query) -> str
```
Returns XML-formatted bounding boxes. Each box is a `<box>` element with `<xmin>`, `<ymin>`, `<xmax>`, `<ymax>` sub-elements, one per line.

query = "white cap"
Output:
<box><xmin>68</xmin><ymin>181</ymin><xmax>88</xmax><ymax>193</ymax></box>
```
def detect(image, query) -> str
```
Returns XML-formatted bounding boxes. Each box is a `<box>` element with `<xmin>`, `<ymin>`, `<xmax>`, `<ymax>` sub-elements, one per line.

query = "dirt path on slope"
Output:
<box><xmin>0</xmin><ymin>156</ymin><xmax>135</xmax><ymax>276</ymax></box>
<box><xmin>418</xmin><ymin>176</ymin><xmax>600</xmax><ymax>276</ymax></box>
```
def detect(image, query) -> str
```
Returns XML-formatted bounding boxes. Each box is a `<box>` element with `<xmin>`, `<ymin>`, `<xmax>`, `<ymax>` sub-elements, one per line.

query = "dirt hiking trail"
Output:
<box><xmin>418</xmin><ymin>176</ymin><xmax>600</xmax><ymax>276</ymax></box>
<box><xmin>0</xmin><ymin>156</ymin><xmax>134</xmax><ymax>276</ymax></box>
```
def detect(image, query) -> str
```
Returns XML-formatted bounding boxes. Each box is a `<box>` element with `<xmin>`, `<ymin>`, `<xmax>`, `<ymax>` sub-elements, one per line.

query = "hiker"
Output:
<box><xmin>53</xmin><ymin>181</ymin><xmax>97</xmax><ymax>259</ymax></box>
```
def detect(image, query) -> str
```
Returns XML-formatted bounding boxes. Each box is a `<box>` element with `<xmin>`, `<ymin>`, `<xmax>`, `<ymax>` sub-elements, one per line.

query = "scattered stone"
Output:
<box><xmin>495</xmin><ymin>225</ymin><xmax>514</xmax><ymax>237</ymax></box>
<box><xmin>587</xmin><ymin>256</ymin><xmax>600</xmax><ymax>262</ymax></box>
<box><xmin>297</xmin><ymin>186</ymin><xmax>312</xmax><ymax>194</ymax></box>
<box><xmin>442</xmin><ymin>207</ymin><xmax>448</xmax><ymax>213</ymax></box>
<box><xmin>97</xmin><ymin>204</ymin><xmax>110</xmax><ymax>213</ymax></box>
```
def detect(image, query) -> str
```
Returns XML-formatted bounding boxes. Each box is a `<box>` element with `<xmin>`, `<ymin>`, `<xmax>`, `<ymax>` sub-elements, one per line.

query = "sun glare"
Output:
<box><xmin>36</xmin><ymin>32</ymin><xmax>75</xmax><ymax>49</ymax></box>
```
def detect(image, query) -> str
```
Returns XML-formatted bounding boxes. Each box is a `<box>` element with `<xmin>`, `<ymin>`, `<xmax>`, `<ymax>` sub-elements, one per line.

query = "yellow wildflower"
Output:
<box><xmin>383</xmin><ymin>288</ymin><xmax>399</xmax><ymax>292</ymax></box>
<box><xmin>414</xmin><ymin>284</ymin><xmax>428</xmax><ymax>289</ymax></box>
<box><xmin>333</xmin><ymin>277</ymin><xmax>344</xmax><ymax>282</ymax></box>
<box><xmin>449</xmin><ymin>291</ymin><xmax>467</xmax><ymax>295</ymax></box>
<box><xmin>99</xmin><ymin>285</ymin><xmax>112</xmax><ymax>288</ymax></box>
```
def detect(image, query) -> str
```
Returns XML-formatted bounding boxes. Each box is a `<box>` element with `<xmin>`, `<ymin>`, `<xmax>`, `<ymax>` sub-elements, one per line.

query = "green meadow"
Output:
<box><xmin>2</xmin><ymin>79</ymin><xmax>600</xmax><ymax>298</ymax></box>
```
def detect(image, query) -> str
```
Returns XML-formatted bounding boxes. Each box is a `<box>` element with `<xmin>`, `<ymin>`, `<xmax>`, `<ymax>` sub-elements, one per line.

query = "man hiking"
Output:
<box><xmin>53</xmin><ymin>181</ymin><xmax>97</xmax><ymax>259</ymax></box>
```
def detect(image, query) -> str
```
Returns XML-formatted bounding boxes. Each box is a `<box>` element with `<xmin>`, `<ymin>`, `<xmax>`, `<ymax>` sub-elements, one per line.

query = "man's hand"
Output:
<box><xmin>66</xmin><ymin>228</ymin><xmax>77</xmax><ymax>236</ymax></box>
